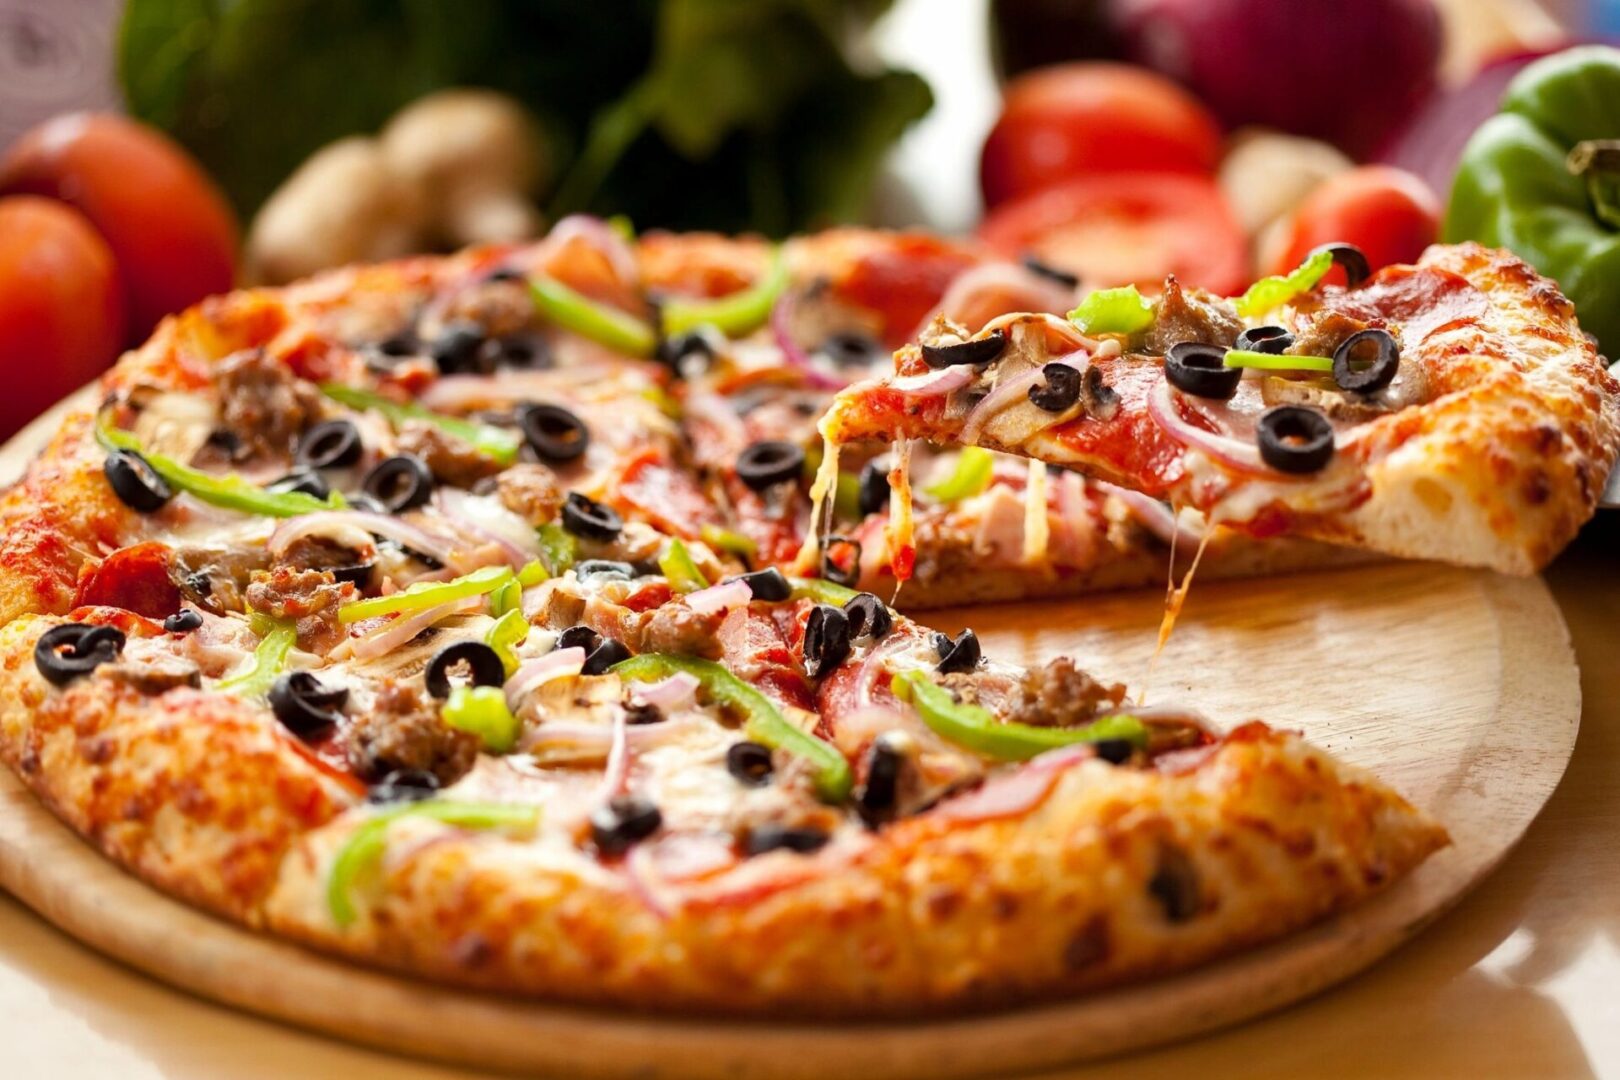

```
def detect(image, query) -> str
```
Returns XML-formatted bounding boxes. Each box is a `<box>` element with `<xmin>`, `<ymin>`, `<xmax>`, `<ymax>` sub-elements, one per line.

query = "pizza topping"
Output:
<box><xmin>582</xmin><ymin>639</ymin><xmax>632</xmax><ymax>676</ymax></box>
<box><xmin>1021</xmin><ymin>255</ymin><xmax>1080</xmax><ymax>289</ymax></box>
<box><xmin>683</xmin><ymin>578</ymin><xmax>752</xmax><ymax>616</ymax></box>
<box><xmin>591</xmin><ymin>793</ymin><xmax>663</xmax><ymax>855</ymax></box>
<box><xmin>1234</xmin><ymin>247</ymin><xmax>1334</xmax><ymax>318</ymax></box>
<box><xmin>246</xmin><ymin>567</ymin><xmax>353</xmax><ymax>653</ymax></box>
<box><xmin>1068</xmin><ymin>285</ymin><xmax>1154</xmax><ymax>336</ymax></box>
<box><xmin>1311</xmin><ymin>242</ymin><xmax>1372</xmax><ymax>288</ymax></box>
<box><xmin>802</xmin><ymin>604</ymin><xmax>851</xmax><ymax>679</ymax></box>
<box><xmin>1140</xmin><ymin>276</ymin><xmax>1242</xmax><ymax>354</ymax></box>
<box><xmin>924</xmin><ymin>447</ymin><xmax>994</xmax><ymax>503</ymax></box>
<box><xmin>889</xmin><ymin>364</ymin><xmax>978</xmax><ymax>397</ymax></box>
<box><xmin>320</xmin><ymin>383</ymin><xmax>523</xmax><ymax>466</ymax></box>
<box><xmin>517</xmin><ymin>403</ymin><xmax>590</xmax><ymax>464</ymax></box>
<box><xmin>735</xmin><ymin>440</ymin><xmax>805</xmax><ymax>491</ymax></box>
<box><xmin>163</xmin><ymin>608</ymin><xmax>204</xmax><ymax>633</ymax></box>
<box><xmin>725</xmin><ymin>741</ymin><xmax>775</xmax><ymax>786</ymax></box>
<box><xmin>267</xmin><ymin>469</ymin><xmax>333</xmax><ymax>500</ymax></box>
<box><xmin>561</xmin><ymin>491</ymin><xmax>623</xmax><ymax>541</ymax></box>
<box><xmin>268</xmin><ymin>670</ymin><xmax>349</xmax><ymax>736</ymax></box>
<box><xmin>96</xmin><ymin>656</ymin><xmax>203</xmax><ymax>694</ymax></box>
<box><xmin>1256</xmin><ymin>406</ymin><xmax>1335</xmax><ymax>474</ymax></box>
<box><xmin>428</xmin><ymin>321</ymin><xmax>489</xmax><ymax>375</ymax></box>
<box><xmin>1330</xmin><ymin>327</ymin><xmax>1401</xmax><ymax>393</ymax></box>
<box><xmin>1000</xmin><ymin>657</ymin><xmax>1128</xmax><ymax>729</ymax></box>
<box><xmin>366</xmin><ymin>769</ymin><xmax>441</xmax><ymax>804</ymax></box>
<box><xmin>340</xmin><ymin>564</ymin><xmax>512</xmax><ymax>624</ymax></box>
<box><xmin>613</xmin><ymin>653</ymin><xmax>853</xmax><ymax>803</ymax></box>
<box><xmin>213</xmin><ymin>348</ymin><xmax>325</xmax><ymax>460</ymax></box>
<box><xmin>494</xmin><ymin>464</ymin><xmax>563</xmax><ymax>527</ymax></box>
<box><xmin>1165</xmin><ymin>342</ymin><xmax>1241</xmax><ymax>400</ymax></box>
<box><xmin>734</xmin><ymin>568</ymin><xmax>792</xmax><ymax>603</ymax></box>
<box><xmin>424</xmin><ymin>641</ymin><xmax>506</xmax><ymax>699</ymax></box>
<box><xmin>842</xmin><ymin>592</ymin><xmax>892</xmax><ymax>642</ymax></box>
<box><xmin>216</xmin><ymin>621</ymin><xmax>297</xmax><ymax>697</ymax></box>
<box><xmin>346</xmin><ymin>681</ymin><xmax>481</xmax><ymax>786</ymax></box>
<box><xmin>820</xmin><ymin>535</ymin><xmax>862</xmax><ymax>588</ymax></box>
<box><xmin>442</xmin><ymin>685</ymin><xmax>522</xmax><ymax>753</ymax></box>
<box><xmin>104</xmin><ymin>450</ymin><xmax>175</xmax><ymax>513</ymax></box>
<box><xmin>528</xmin><ymin>274</ymin><xmax>656</xmax><ymax>358</ymax></box>
<box><xmin>921</xmin><ymin>329</ymin><xmax>1008</xmax><ymax>370</ymax></box>
<box><xmin>576</xmin><ymin>559</ymin><xmax>639</xmax><ymax>583</ymax></box>
<box><xmin>395</xmin><ymin>422</ymin><xmax>506</xmax><ymax>488</ymax></box>
<box><xmin>662</xmin><ymin>246</ymin><xmax>788</xmax><ymax>339</ymax></box>
<box><xmin>34</xmin><ymin>623</ymin><xmax>125</xmax><ymax>686</ymax></box>
<box><xmin>742</xmin><ymin>824</ymin><xmax>828</xmax><ymax>857</ymax></box>
<box><xmin>295</xmin><ymin>419</ymin><xmax>364</xmax><ymax>470</ymax></box>
<box><xmin>854</xmin><ymin>457</ymin><xmax>891</xmax><ymax>518</ymax></box>
<box><xmin>892</xmin><ymin>670</ymin><xmax>1148</xmax><ymax>762</ymax></box>
<box><xmin>853</xmin><ymin>730</ymin><xmax>910</xmax><ymax>824</ymax></box>
<box><xmin>1028</xmin><ymin>362</ymin><xmax>1081</xmax><ymax>413</ymax></box>
<box><xmin>932</xmin><ymin>629</ymin><xmax>981</xmax><ymax>674</ymax></box>
<box><xmin>1235</xmin><ymin>325</ymin><xmax>1294</xmax><ymax>354</ymax></box>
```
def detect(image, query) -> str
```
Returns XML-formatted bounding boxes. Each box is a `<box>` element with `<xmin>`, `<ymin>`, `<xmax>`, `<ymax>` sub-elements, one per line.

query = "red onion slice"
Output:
<box><xmin>506</xmin><ymin>646</ymin><xmax>587</xmax><ymax>706</ymax></box>
<box><xmin>1094</xmin><ymin>481</ymin><xmax>1203</xmax><ymax>550</ymax></box>
<box><xmin>889</xmin><ymin>365</ymin><xmax>976</xmax><ymax>397</ymax></box>
<box><xmin>542</xmin><ymin>214</ymin><xmax>641</xmax><ymax>289</ymax></box>
<box><xmin>934</xmin><ymin>743</ymin><xmax>1096</xmax><ymax>823</ymax></box>
<box><xmin>433</xmin><ymin>489</ymin><xmax>539</xmax><ymax>570</ymax></box>
<box><xmin>770</xmin><ymin>290</ymin><xmax>851</xmax><ymax>391</ymax></box>
<box><xmin>685</xmin><ymin>577</ymin><xmax>752</xmax><ymax>615</ymax></box>
<box><xmin>1146</xmin><ymin>377</ymin><xmax>1273</xmax><ymax>476</ymax></box>
<box><xmin>336</xmin><ymin>595</ymin><xmax>482</xmax><ymax>662</ymax></box>
<box><xmin>960</xmin><ymin>347</ymin><xmax>1089</xmax><ymax>445</ymax></box>
<box><xmin>630</xmin><ymin>671</ymin><xmax>701</xmax><ymax>712</ymax></box>
<box><xmin>268</xmin><ymin>511</ymin><xmax>454</xmax><ymax>566</ymax></box>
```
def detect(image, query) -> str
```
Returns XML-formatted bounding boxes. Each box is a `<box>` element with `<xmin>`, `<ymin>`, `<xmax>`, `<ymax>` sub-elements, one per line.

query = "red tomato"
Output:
<box><xmin>0</xmin><ymin>196</ymin><xmax>126</xmax><ymax>438</ymax></box>
<box><xmin>1269</xmin><ymin>166</ymin><xmax>1441</xmax><ymax>283</ymax></box>
<box><xmin>0</xmin><ymin>113</ymin><xmax>238</xmax><ymax>341</ymax></box>
<box><xmin>980</xmin><ymin>63</ymin><xmax>1222</xmax><ymax>210</ymax></box>
<box><xmin>978</xmin><ymin>173</ymin><xmax>1250</xmax><ymax>296</ymax></box>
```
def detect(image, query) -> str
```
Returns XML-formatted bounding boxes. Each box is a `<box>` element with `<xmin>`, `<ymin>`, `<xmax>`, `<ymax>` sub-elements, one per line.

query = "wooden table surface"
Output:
<box><xmin>1</xmin><ymin>508</ymin><xmax>1614</xmax><ymax>1078</ymax></box>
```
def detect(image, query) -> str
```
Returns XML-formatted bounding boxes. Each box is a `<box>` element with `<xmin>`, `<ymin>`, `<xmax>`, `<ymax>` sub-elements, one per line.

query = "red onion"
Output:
<box><xmin>433</xmin><ymin>489</ymin><xmax>539</xmax><ymax>571</ymax></box>
<box><xmin>935</xmin><ymin>742</ymin><xmax>1099</xmax><ymax>823</ymax></box>
<box><xmin>1145</xmin><ymin>377</ymin><xmax>1271</xmax><ymax>475</ymax></box>
<box><xmin>961</xmin><ymin>348</ymin><xmax>1088</xmax><ymax>444</ymax></box>
<box><xmin>542</xmin><ymin>214</ymin><xmax>641</xmax><ymax>289</ymax></box>
<box><xmin>505</xmin><ymin>646</ymin><xmax>587</xmax><ymax>706</ymax></box>
<box><xmin>980</xmin><ymin>311</ymin><xmax>1097</xmax><ymax>351</ymax></box>
<box><xmin>684</xmin><ymin>577</ymin><xmax>752</xmax><ymax>615</ymax></box>
<box><xmin>630</xmin><ymin>671</ymin><xmax>701</xmax><ymax>712</ymax></box>
<box><xmin>1095</xmin><ymin>481</ymin><xmax>1203</xmax><ymax>550</ymax></box>
<box><xmin>597</xmin><ymin>711</ymin><xmax>631</xmax><ymax>800</ymax></box>
<box><xmin>770</xmin><ymin>290</ymin><xmax>851</xmax><ymax>391</ymax></box>
<box><xmin>889</xmin><ymin>365</ymin><xmax>977</xmax><ymax>397</ymax></box>
<box><xmin>268</xmin><ymin>511</ymin><xmax>454</xmax><ymax>566</ymax></box>
<box><xmin>335</xmin><ymin>596</ymin><xmax>482</xmax><ymax>662</ymax></box>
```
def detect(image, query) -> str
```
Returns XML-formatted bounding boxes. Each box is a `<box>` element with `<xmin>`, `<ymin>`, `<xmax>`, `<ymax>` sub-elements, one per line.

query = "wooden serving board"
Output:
<box><xmin>0</xmin><ymin>394</ymin><xmax>1582</xmax><ymax>1078</ymax></box>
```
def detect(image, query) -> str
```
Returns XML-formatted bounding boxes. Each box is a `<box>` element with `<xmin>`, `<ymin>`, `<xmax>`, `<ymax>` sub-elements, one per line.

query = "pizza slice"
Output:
<box><xmin>814</xmin><ymin>243</ymin><xmax>1620</xmax><ymax>578</ymax></box>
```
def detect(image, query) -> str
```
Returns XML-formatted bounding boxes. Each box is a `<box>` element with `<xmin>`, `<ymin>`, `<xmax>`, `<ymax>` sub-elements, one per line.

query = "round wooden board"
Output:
<box><xmin>0</xmin><ymin>394</ymin><xmax>1583</xmax><ymax>1078</ymax></box>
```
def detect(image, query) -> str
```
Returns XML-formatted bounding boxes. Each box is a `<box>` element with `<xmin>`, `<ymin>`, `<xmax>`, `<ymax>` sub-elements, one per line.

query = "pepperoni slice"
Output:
<box><xmin>72</xmin><ymin>542</ymin><xmax>180</xmax><ymax>619</ymax></box>
<box><xmin>1309</xmin><ymin>265</ymin><xmax>1488</xmax><ymax>346</ymax></box>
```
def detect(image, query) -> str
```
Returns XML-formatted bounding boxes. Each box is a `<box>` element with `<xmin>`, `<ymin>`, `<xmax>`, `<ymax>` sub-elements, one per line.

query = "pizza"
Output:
<box><xmin>815</xmin><ymin>243</ymin><xmax>1620</xmax><ymax>581</ymax></box>
<box><xmin>0</xmin><ymin>222</ymin><xmax>1448</xmax><ymax>1014</ymax></box>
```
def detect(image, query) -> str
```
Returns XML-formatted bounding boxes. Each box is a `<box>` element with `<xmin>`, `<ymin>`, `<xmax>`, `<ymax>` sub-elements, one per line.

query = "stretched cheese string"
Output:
<box><xmin>1138</xmin><ymin>515</ymin><xmax>1214</xmax><ymax>706</ymax></box>
<box><xmin>791</xmin><ymin>422</ymin><xmax>841</xmax><ymax>575</ymax></box>
<box><xmin>1021</xmin><ymin>459</ymin><xmax>1049</xmax><ymax>567</ymax></box>
<box><xmin>884</xmin><ymin>438</ymin><xmax>916</xmax><ymax>603</ymax></box>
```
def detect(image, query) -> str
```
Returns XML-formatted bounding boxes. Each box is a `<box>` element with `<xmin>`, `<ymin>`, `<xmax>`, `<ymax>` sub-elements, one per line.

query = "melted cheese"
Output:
<box><xmin>1139</xmin><ymin>525</ymin><xmax>1213</xmax><ymax>706</ymax></box>
<box><xmin>791</xmin><ymin>423</ymin><xmax>841</xmax><ymax>574</ymax></box>
<box><xmin>1021</xmin><ymin>460</ymin><xmax>1049</xmax><ymax>566</ymax></box>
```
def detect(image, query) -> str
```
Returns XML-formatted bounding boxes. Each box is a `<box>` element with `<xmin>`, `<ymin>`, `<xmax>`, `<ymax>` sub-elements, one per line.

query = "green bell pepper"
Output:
<box><xmin>923</xmin><ymin>446</ymin><xmax>994</xmax><ymax>503</ymax></box>
<box><xmin>1446</xmin><ymin>45</ymin><xmax>1620</xmax><ymax>357</ymax></box>
<box><xmin>893</xmin><ymin>670</ymin><xmax>1147</xmax><ymax>761</ymax></box>
<box><xmin>319</xmin><ymin>384</ymin><xmax>522</xmax><ymax>465</ymax></box>
<box><xmin>528</xmin><ymin>275</ymin><xmax>657</xmax><ymax>358</ymax></box>
<box><xmin>657</xmin><ymin>538</ymin><xmax>709</xmax><ymax>593</ymax></box>
<box><xmin>442</xmin><ymin>684</ymin><xmax>521</xmax><ymax>753</ymax></box>
<box><xmin>1068</xmin><ymin>285</ymin><xmax>1154</xmax><ymax>336</ymax></box>
<box><xmin>661</xmin><ymin>247</ymin><xmax>788</xmax><ymax>338</ymax></box>
<box><xmin>216</xmin><ymin>619</ymin><xmax>297</xmax><ymax>697</ymax></box>
<box><xmin>338</xmin><ymin>565</ymin><xmax>512</xmax><ymax>624</ymax></box>
<box><xmin>1232</xmin><ymin>248</ymin><xmax>1332</xmax><ymax>317</ymax></box>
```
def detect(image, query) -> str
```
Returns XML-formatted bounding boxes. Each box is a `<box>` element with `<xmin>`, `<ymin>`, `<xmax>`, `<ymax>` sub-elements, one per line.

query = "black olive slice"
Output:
<box><xmin>489</xmin><ymin>334</ymin><xmax>550</xmax><ymax>370</ymax></box>
<box><xmin>1256</xmin><ymin>406</ymin><xmax>1335</xmax><ymax>474</ymax></box>
<box><xmin>933</xmin><ymin>628</ymin><xmax>981</xmax><ymax>674</ymax></box>
<box><xmin>803</xmin><ymin>604</ymin><xmax>851</xmax><ymax>679</ymax></box>
<box><xmin>655</xmin><ymin>331</ymin><xmax>715</xmax><ymax>371</ymax></box>
<box><xmin>556</xmin><ymin>625</ymin><xmax>603</xmax><ymax>654</ymax></box>
<box><xmin>921</xmin><ymin>329</ymin><xmax>1007</xmax><ymax>369</ymax></box>
<box><xmin>104</xmin><ymin>449</ymin><xmax>174</xmax><ymax>513</ymax></box>
<box><xmin>1021</xmin><ymin>254</ymin><xmax>1080</xmax><ymax>289</ymax></box>
<box><xmin>1331</xmin><ymin>328</ymin><xmax>1400</xmax><ymax>393</ymax></box>
<box><xmin>582</xmin><ymin>639</ymin><xmax>631</xmax><ymax>676</ymax></box>
<box><xmin>575</xmin><ymin>559</ymin><xmax>637</xmax><ymax>581</ymax></box>
<box><xmin>34</xmin><ymin>623</ymin><xmax>125</xmax><ymax>686</ymax></box>
<box><xmin>1311</xmin><ymin>242</ymin><xmax>1372</xmax><ymax>288</ymax></box>
<box><xmin>1164</xmin><ymin>342</ymin><xmax>1241</xmax><ymax>400</ymax></box>
<box><xmin>1029</xmin><ymin>363</ymin><xmax>1082</xmax><ymax>412</ymax></box>
<box><xmin>430</xmin><ymin>320</ymin><xmax>488</xmax><ymax>374</ymax></box>
<box><xmin>268</xmin><ymin>670</ymin><xmax>349</xmax><ymax>736</ymax></box>
<box><xmin>820</xmin><ymin>535</ymin><xmax>862</xmax><ymax>589</ymax></box>
<box><xmin>735</xmin><ymin>568</ymin><xmax>791</xmax><ymax>602</ymax></box>
<box><xmin>1235</xmin><ymin>325</ymin><xmax>1295</xmax><ymax>355</ymax></box>
<box><xmin>1093</xmin><ymin>738</ymin><xmax>1135</xmax><ymax>765</ymax></box>
<box><xmin>590</xmin><ymin>793</ymin><xmax>662</xmax><ymax>854</ymax></box>
<box><xmin>163</xmin><ymin>609</ymin><xmax>203</xmax><ymax>633</ymax></box>
<box><xmin>818</xmin><ymin>332</ymin><xmax>885</xmax><ymax>369</ymax></box>
<box><xmin>267</xmin><ymin>469</ymin><xmax>332</xmax><ymax>499</ymax></box>
<box><xmin>726</xmin><ymin>741</ymin><xmax>774</xmax><ymax>786</ymax></box>
<box><xmin>361</xmin><ymin>454</ymin><xmax>434</xmax><ymax>512</ymax></box>
<box><xmin>330</xmin><ymin>563</ymin><xmax>374</xmax><ymax>589</ymax></box>
<box><xmin>367</xmin><ymin>768</ymin><xmax>441</xmax><ymax>804</ymax></box>
<box><xmin>736</xmin><ymin>441</ymin><xmax>805</xmax><ymax>491</ymax></box>
<box><xmin>517</xmin><ymin>403</ymin><xmax>589</xmax><ymax>463</ymax></box>
<box><xmin>295</xmin><ymin>419</ymin><xmax>363</xmax><ymax>470</ymax></box>
<box><xmin>424</xmin><ymin>641</ymin><xmax>506</xmax><ymax>699</ymax></box>
<box><xmin>856</xmin><ymin>457</ymin><xmax>890</xmax><ymax>517</ymax></box>
<box><xmin>561</xmin><ymin>491</ymin><xmax>623</xmax><ymax>541</ymax></box>
<box><xmin>842</xmin><ymin>592</ymin><xmax>892</xmax><ymax>642</ymax></box>
<box><xmin>743</xmin><ymin>824</ymin><xmax>829</xmax><ymax>857</ymax></box>
<box><xmin>856</xmin><ymin>732</ymin><xmax>908</xmax><ymax>822</ymax></box>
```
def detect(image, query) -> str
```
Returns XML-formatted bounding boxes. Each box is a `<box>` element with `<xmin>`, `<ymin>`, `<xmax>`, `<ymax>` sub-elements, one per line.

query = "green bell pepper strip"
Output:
<box><xmin>442</xmin><ymin>685</ymin><xmax>521</xmax><ymax>754</ymax></box>
<box><xmin>1068</xmin><ymin>285</ymin><xmax>1154</xmax><ymax>335</ymax></box>
<box><xmin>94</xmin><ymin>414</ymin><xmax>344</xmax><ymax>517</ymax></box>
<box><xmin>327</xmin><ymin>801</ymin><xmax>540</xmax><ymax>927</ymax></box>
<box><xmin>1223</xmin><ymin>349</ymin><xmax>1334</xmax><ymax>373</ymax></box>
<box><xmin>1446</xmin><ymin>45</ymin><xmax>1620</xmax><ymax>358</ymax></box>
<box><xmin>924</xmin><ymin>446</ymin><xmax>994</xmax><ymax>503</ymax></box>
<box><xmin>216</xmin><ymin>620</ymin><xmax>297</xmax><ymax>697</ymax></box>
<box><xmin>613</xmin><ymin>653</ymin><xmax>853</xmax><ymax>802</ymax></box>
<box><xmin>517</xmin><ymin>559</ymin><xmax>549</xmax><ymax>587</ymax></box>
<box><xmin>485</xmin><ymin>607</ymin><xmax>529</xmax><ymax>675</ymax></box>
<box><xmin>528</xmin><ymin>275</ymin><xmax>657</xmax><ymax>358</ymax></box>
<box><xmin>1232</xmin><ymin>248</ymin><xmax>1333</xmax><ymax>317</ymax></box>
<box><xmin>319</xmin><ymin>384</ymin><xmax>521</xmax><ymax>466</ymax></box>
<box><xmin>657</xmin><ymin>538</ymin><xmax>709</xmax><ymax>592</ymax></box>
<box><xmin>338</xmin><ymin>565</ymin><xmax>512</xmax><ymax>624</ymax></box>
<box><xmin>489</xmin><ymin>577</ymin><xmax>522</xmax><ymax>618</ymax></box>
<box><xmin>701</xmin><ymin>524</ymin><xmax>757</xmax><ymax>558</ymax></box>
<box><xmin>661</xmin><ymin>247</ymin><xmax>788</xmax><ymax>338</ymax></box>
<box><xmin>537</xmin><ymin>522</ymin><xmax>578</xmax><ymax>575</ymax></box>
<box><xmin>788</xmin><ymin>575</ymin><xmax>862</xmax><ymax>607</ymax></box>
<box><xmin>893</xmin><ymin>670</ymin><xmax>1148</xmax><ymax>761</ymax></box>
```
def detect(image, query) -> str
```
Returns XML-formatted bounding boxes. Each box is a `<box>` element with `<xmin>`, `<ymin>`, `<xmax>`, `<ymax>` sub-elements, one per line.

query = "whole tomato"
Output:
<box><xmin>1269</xmin><ymin>166</ymin><xmax>1441</xmax><ymax>283</ymax></box>
<box><xmin>981</xmin><ymin>63</ymin><xmax>1222</xmax><ymax>210</ymax></box>
<box><xmin>0</xmin><ymin>113</ymin><xmax>238</xmax><ymax>341</ymax></box>
<box><xmin>0</xmin><ymin>197</ymin><xmax>126</xmax><ymax>438</ymax></box>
